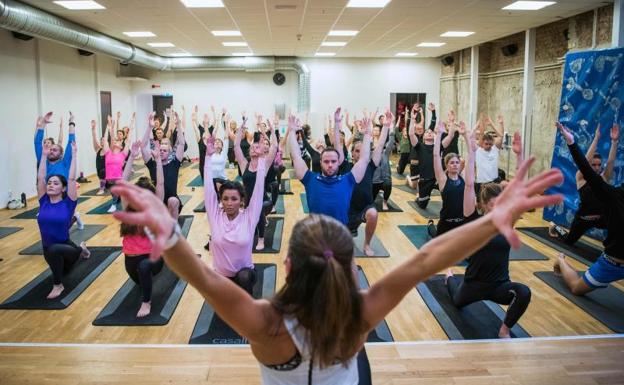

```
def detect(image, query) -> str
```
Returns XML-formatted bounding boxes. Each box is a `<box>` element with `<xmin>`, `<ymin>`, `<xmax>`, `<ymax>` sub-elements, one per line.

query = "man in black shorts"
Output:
<box><xmin>347</xmin><ymin>110</ymin><xmax>391</xmax><ymax>256</ymax></box>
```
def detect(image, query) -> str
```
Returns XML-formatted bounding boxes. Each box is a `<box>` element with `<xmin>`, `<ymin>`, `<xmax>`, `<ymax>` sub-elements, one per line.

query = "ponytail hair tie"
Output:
<box><xmin>323</xmin><ymin>249</ymin><xmax>334</xmax><ymax>260</ymax></box>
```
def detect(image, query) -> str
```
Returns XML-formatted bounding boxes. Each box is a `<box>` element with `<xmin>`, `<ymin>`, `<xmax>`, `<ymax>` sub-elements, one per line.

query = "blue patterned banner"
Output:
<box><xmin>544</xmin><ymin>47</ymin><xmax>624</xmax><ymax>240</ymax></box>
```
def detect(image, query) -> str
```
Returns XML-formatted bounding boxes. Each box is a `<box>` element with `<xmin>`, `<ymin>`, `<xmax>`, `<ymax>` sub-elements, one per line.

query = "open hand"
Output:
<box><xmin>512</xmin><ymin>132</ymin><xmax>522</xmax><ymax>155</ymax></box>
<box><xmin>43</xmin><ymin>111</ymin><xmax>53</xmax><ymax>124</ymax></box>
<box><xmin>204</xmin><ymin>135</ymin><xmax>216</xmax><ymax>156</ymax></box>
<box><xmin>611</xmin><ymin>123</ymin><xmax>620</xmax><ymax>141</ymax></box>
<box><xmin>556</xmin><ymin>122</ymin><xmax>574</xmax><ymax>145</ymax></box>
<box><xmin>131</xmin><ymin>140</ymin><xmax>142</xmax><ymax>154</ymax></box>
<box><xmin>90</xmin><ymin>119</ymin><xmax>97</xmax><ymax>130</ymax></box>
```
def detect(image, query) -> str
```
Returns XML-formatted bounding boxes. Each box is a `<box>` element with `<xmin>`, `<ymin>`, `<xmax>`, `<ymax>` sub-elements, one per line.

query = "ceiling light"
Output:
<box><xmin>328</xmin><ymin>30</ymin><xmax>358</xmax><ymax>36</ymax></box>
<box><xmin>169</xmin><ymin>52</ymin><xmax>193</xmax><ymax>57</ymax></box>
<box><xmin>321</xmin><ymin>42</ymin><xmax>347</xmax><ymax>47</ymax></box>
<box><xmin>53</xmin><ymin>1</ymin><xmax>105</xmax><ymax>10</ymax></box>
<box><xmin>417</xmin><ymin>42</ymin><xmax>445</xmax><ymax>47</ymax></box>
<box><xmin>232</xmin><ymin>52</ymin><xmax>253</xmax><ymax>56</ymax></box>
<box><xmin>440</xmin><ymin>31</ymin><xmax>474</xmax><ymax>37</ymax></box>
<box><xmin>346</xmin><ymin>0</ymin><xmax>391</xmax><ymax>7</ymax></box>
<box><xmin>502</xmin><ymin>1</ymin><xmax>556</xmax><ymax>10</ymax></box>
<box><xmin>148</xmin><ymin>42</ymin><xmax>175</xmax><ymax>47</ymax></box>
<box><xmin>396</xmin><ymin>52</ymin><xmax>417</xmax><ymax>57</ymax></box>
<box><xmin>123</xmin><ymin>31</ymin><xmax>156</xmax><ymax>38</ymax></box>
<box><xmin>180</xmin><ymin>0</ymin><xmax>224</xmax><ymax>7</ymax></box>
<box><xmin>212</xmin><ymin>30</ymin><xmax>242</xmax><ymax>36</ymax></box>
<box><xmin>315</xmin><ymin>52</ymin><xmax>336</xmax><ymax>57</ymax></box>
<box><xmin>222</xmin><ymin>42</ymin><xmax>248</xmax><ymax>47</ymax></box>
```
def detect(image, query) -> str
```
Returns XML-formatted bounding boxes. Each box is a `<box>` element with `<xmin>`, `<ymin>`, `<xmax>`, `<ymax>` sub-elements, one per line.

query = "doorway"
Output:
<box><xmin>391</xmin><ymin>92</ymin><xmax>427</xmax><ymax>130</ymax></box>
<box><xmin>99</xmin><ymin>91</ymin><xmax>111</xmax><ymax>136</ymax></box>
<box><xmin>152</xmin><ymin>95</ymin><xmax>173</xmax><ymax>123</ymax></box>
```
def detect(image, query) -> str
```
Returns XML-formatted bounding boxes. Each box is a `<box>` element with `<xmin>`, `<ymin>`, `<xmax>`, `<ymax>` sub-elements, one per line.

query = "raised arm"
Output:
<box><xmin>264</xmin><ymin>125</ymin><xmax>278</xmax><ymax>169</ymax></box>
<box><xmin>511</xmin><ymin>131</ymin><xmax>524</xmax><ymax>171</ymax></box>
<box><xmin>67</xmin><ymin>141</ymin><xmax>78</xmax><ymax>201</ymax></box>
<box><xmin>492</xmin><ymin>115</ymin><xmax>504</xmax><ymax>149</ymax></box>
<box><xmin>461</xmin><ymin>122</ymin><xmax>477</xmax><ymax>217</ymax></box>
<box><xmin>287</xmin><ymin>115</ymin><xmax>309</xmax><ymax>180</ymax></box>
<box><xmin>114</xmin><ymin>111</ymin><xmax>121</xmax><ymax>135</ymax></box>
<box><xmin>34</xmin><ymin>113</ymin><xmax>51</xmax><ymax>164</ymax></box>
<box><xmin>37</xmin><ymin>144</ymin><xmax>49</xmax><ymax>198</ymax></box>
<box><xmin>361</xmin><ymin>157</ymin><xmax>564</xmax><ymax>329</ymax></box>
<box><xmin>408</xmin><ymin>106</ymin><xmax>419</xmax><ymax>147</ymax></box>
<box><xmin>372</xmin><ymin>110</ymin><xmax>392</xmax><ymax>167</ymax></box>
<box><xmin>234</xmin><ymin>117</ymin><xmax>249</xmax><ymax>172</ymax></box>
<box><xmin>350</xmin><ymin>117</ymin><xmax>373</xmax><ymax>183</ymax></box>
<box><xmin>433</xmin><ymin>122</ymin><xmax>448</xmax><ymax>190</ymax></box>
<box><xmin>191</xmin><ymin>106</ymin><xmax>200</xmax><ymax>143</ymax></box>
<box><xmin>334</xmin><ymin>107</ymin><xmax>345</xmax><ymax>165</ymax></box>
<box><xmin>603</xmin><ymin>123</ymin><xmax>619</xmax><ymax>182</ymax></box>
<box><xmin>141</xmin><ymin>113</ymin><xmax>155</xmax><ymax>163</ymax></box>
<box><xmin>57</xmin><ymin>116</ymin><xmax>64</xmax><ymax>146</ymax></box>
<box><xmin>102</xmin><ymin>115</ymin><xmax>111</xmax><ymax>154</ymax></box>
<box><xmin>153</xmin><ymin>144</ymin><xmax>164</xmax><ymax>202</ymax></box>
<box><xmin>123</xmin><ymin>141</ymin><xmax>141</xmax><ymax>182</ymax></box>
<box><xmin>203</xmin><ymin>137</ymin><xmax>220</xmax><ymax>222</ymax></box>
<box><xmin>63</xmin><ymin>112</ymin><xmax>76</xmax><ymax>166</ymax></box>
<box><xmin>427</xmin><ymin>103</ymin><xmax>437</xmax><ymax>131</ymax></box>
<box><xmin>174</xmin><ymin>111</ymin><xmax>186</xmax><ymax>162</ymax></box>
<box><xmin>246</xmin><ymin>154</ymin><xmax>268</xmax><ymax>221</ymax></box>
<box><xmin>90</xmin><ymin>119</ymin><xmax>101</xmax><ymax>153</ymax></box>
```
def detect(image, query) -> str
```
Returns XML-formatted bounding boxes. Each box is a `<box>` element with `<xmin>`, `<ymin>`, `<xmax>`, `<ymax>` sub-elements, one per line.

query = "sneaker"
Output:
<box><xmin>74</xmin><ymin>212</ymin><xmax>85</xmax><ymax>230</ymax></box>
<box><xmin>107</xmin><ymin>204</ymin><xmax>117</xmax><ymax>213</ymax></box>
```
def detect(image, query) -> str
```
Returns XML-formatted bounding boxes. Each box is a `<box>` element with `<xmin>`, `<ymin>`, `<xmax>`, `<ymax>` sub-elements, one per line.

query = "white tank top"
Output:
<box><xmin>259</xmin><ymin>315</ymin><xmax>359</xmax><ymax>385</ymax></box>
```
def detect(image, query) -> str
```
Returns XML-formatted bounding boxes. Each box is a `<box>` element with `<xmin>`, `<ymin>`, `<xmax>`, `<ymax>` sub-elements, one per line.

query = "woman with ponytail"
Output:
<box><xmin>110</xmin><ymin>147</ymin><xmax>564</xmax><ymax>384</ymax></box>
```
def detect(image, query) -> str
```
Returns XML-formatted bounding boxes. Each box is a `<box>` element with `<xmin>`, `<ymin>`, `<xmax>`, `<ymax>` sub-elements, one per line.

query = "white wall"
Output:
<box><xmin>0</xmin><ymin>29</ymin><xmax>134</xmax><ymax>208</ymax></box>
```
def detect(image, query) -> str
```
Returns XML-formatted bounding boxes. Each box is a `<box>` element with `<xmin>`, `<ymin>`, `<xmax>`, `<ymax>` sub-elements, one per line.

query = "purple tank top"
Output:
<box><xmin>37</xmin><ymin>195</ymin><xmax>78</xmax><ymax>247</ymax></box>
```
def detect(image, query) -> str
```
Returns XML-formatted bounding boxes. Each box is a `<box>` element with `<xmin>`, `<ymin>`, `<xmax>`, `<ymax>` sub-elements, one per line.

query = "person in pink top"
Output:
<box><xmin>103</xmin><ymin>114</ymin><xmax>130</xmax><ymax>213</ymax></box>
<box><xmin>119</xmin><ymin>140</ymin><xmax>164</xmax><ymax>317</ymax></box>
<box><xmin>203</xmin><ymin>133</ymin><xmax>267</xmax><ymax>295</ymax></box>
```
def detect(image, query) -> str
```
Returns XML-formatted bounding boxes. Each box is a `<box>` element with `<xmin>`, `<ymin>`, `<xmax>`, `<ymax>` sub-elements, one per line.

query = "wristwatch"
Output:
<box><xmin>144</xmin><ymin>220</ymin><xmax>182</xmax><ymax>251</ymax></box>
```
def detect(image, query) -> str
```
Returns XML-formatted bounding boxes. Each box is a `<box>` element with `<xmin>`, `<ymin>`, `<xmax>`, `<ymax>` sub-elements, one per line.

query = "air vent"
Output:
<box><xmin>275</xmin><ymin>4</ymin><xmax>297</xmax><ymax>10</ymax></box>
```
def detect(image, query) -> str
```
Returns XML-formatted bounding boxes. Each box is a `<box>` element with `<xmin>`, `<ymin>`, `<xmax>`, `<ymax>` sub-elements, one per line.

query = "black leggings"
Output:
<box><xmin>397</xmin><ymin>152</ymin><xmax>410</xmax><ymax>175</ymax></box>
<box><xmin>43</xmin><ymin>241</ymin><xmax>82</xmax><ymax>285</ymax></box>
<box><xmin>256</xmin><ymin>199</ymin><xmax>273</xmax><ymax>238</ymax></box>
<box><xmin>447</xmin><ymin>276</ymin><xmax>531</xmax><ymax>328</ymax></box>
<box><xmin>229</xmin><ymin>267</ymin><xmax>257</xmax><ymax>296</ymax></box>
<box><xmin>274</xmin><ymin>165</ymin><xmax>286</xmax><ymax>190</ymax></box>
<box><xmin>417</xmin><ymin>178</ymin><xmax>437</xmax><ymax>209</ymax></box>
<box><xmin>267</xmin><ymin>180</ymin><xmax>279</xmax><ymax>208</ymax></box>
<box><xmin>436</xmin><ymin>218</ymin><xmax>466</xmax><ymax>237</ymax></box>
<box><xmin>563</xmin><ymin>213</ymin><xmax>607</xmax><ymax>245</ymax></box>
<box><xmin>124</xmin><ymin>254</ymin><xmax>164</xmax><ymax>302</ymax></box>
<box><xmin>372</xmin><ymin>182</ymin><xmax>392</xmax><ymax>202</ymax></box>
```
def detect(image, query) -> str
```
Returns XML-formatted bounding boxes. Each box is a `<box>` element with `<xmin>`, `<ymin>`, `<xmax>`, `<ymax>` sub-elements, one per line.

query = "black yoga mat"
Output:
<box><xmin>19</xmin><ymin>224</ymin><xmax>107</xmax><ymax>255</ymax></box>
<box><xmin>92</xmin><ymin>216</ymin><xmax>194</xmax><ymax>326</ymax></box>
<box><xmin>11</xmin><ymin>197</ymin><xmax>89</xmax><ymax>220</ymax></box>
<box><xmin>535</xmin><ymin>271</ymin><xmax>624</xmax><ymax>333</ymax></box>
<box><xmin>193</xmin><ymin>202</ymin><xmax>206</xmax><ymax>213</ymax></box>
<box><xmin>273</xmin><ymin>195</ymin><xmax>285</xmax><ymax>215</ymax></box>
<box><xmin>187</xmin><ymin>175</ymin><xmax>203</xmax><ymax>187</ymax></box>
<box><xmin>417</xmin><ymin>275</ymin><xmax>530</xmax><ymax>339</ymax></box>
<box><xmin>189</xmin><ymin>263</ymin><xmax>277</xmax><ymax>344</ymax></box>
<box><xmin>374</xmin><ymin>197</ymin><xmax>402</xmax><ymax>213</ymax></box>
<box><xmin>399</xmin><ymin>225</ymin><xmax>549</xmax><ymax>264</ymax></box>
<box><xmin>394</xmin><ymin>184</ymin><xmax>440</xmax><ymax>196</ymax></box>
<box><xmin>518</xmin><ymin>227</ymin><xmax>602</xmax><ymax>266</ymax></box>
<box><xmin>352</xmin><ymin>226</ymin><xmax>390</xmax><ymax>258</ymax></box>
<box><xmin>0</xmin><ymin>227</ymin><xmax>22</xmax><ymax>239</ymax></box>
<box><xmin>358</xmin><ymin>266</ymin><xmax>394</xmax><ymax>342</ymax></box>
<box><xmin>279</xmin><ymin>179</ymin><xmax>294</xmax><ymax>195</ymax></box>
<box><xmin>408</xmin><ymin>200</ymin><xmax>441</xmax><ymax>220</ymax></box>
<box><xmin>253</xmin><ymin>218</ymin><xmax>284</xmax><ymax>253</ymax></box>
<box><xmin>0</xmin><ymin>247</ymin><xmax>121</xmax><ymax>310</ymax></box>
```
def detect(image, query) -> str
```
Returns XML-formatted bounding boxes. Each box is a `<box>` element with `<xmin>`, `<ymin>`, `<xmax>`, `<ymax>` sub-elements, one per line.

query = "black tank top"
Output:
<box><xmin>440</xmin><ymin>175</ymin><xmax>465</xmax><ymax>220</ymax></box>
<box><xmin>96</xmin><ymin>149</ymin><xmax>105</xmax><ymax>171</ymax></box>
<box><xmin>577</xmin><ymin>183</ymin><xmax>604</xmax><ymax>216</ymax></box>
<box><xmin>465</xmin><ymin>234</ymin><xmax>511</xmax><ymax>283</ymax></box>
<box><xmin>240</xmin><ymin>137</ymin><xmax>251</xmax><ymax>160</ymax></box>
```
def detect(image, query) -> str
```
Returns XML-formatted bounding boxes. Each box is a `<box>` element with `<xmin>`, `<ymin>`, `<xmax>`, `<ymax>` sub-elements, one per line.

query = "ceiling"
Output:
<box><xmin>20</xmin><ymin>0</ymin><xmax>611</xmax><ymax>58</ymax></box>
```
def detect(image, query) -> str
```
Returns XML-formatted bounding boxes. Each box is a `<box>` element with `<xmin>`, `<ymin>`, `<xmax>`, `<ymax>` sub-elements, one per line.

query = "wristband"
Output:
<box><xmin>144</xmin><ymin>220</ymin><xmax>181</xmax><ymax>251</ymax></box>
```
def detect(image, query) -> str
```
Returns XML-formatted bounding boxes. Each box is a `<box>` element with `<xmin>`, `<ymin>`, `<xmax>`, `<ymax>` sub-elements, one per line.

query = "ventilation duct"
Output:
<box><xmin>0</xmin><ymin>0</ymin><xmax>310</xmax><ymax>111</ymax></box>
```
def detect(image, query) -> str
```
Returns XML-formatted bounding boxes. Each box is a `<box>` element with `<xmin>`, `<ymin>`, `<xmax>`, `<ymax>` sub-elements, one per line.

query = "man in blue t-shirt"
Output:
<box><xmin>34</xmin><ymin>111</ymin><xmax>77</xmax><ymax>180</ymax></box>
<box><xmin>288</xmin><ymin>107</ymin><xmax>372</xmax><ymax>226</ymax></box>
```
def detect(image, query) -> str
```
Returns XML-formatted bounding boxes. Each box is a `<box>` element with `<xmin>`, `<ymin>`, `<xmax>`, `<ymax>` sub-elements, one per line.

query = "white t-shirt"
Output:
<box><xmin>475</xmin><ymin>146</ymin><xmax>500</xmax><ymax>183</ymax></box>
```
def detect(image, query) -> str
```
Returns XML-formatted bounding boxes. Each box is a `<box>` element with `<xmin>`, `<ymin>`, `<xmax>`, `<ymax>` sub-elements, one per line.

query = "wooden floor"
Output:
<box><xmin>0</xmin><ymin>336</ymin><xmax>623</xmax><ymax>384</ymax></box>
<box><xmin>0</xmin><ymin>158</ymin><xmax>620</xmax><ymax>347</ymax></box>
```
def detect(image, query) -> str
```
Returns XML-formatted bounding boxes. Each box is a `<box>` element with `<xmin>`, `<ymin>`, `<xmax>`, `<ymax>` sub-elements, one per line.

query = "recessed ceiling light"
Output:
<box><xmin>232</xmin><ymin>52</ymin><xmax>253</xmax><ymax>56</ymax></box>
<box><xmin>169</xmin><ymin>52</ymin><xmax>193</xmax><ymax>57</ymax></box>
<box><xmin>321</xmin><ymin>42</ymin><xmax>347</xmax><ymax>47</ymax></box>
<box><xmin>502</xmin><ymin>1</ymin><xmax>556</xmax><ymax>10</ymax></box>
<box><xmin>328</xmin><ymin>30</ymin><xmax>358</xmax><ymax>36</ymax></box>
<box><xmin>123</xmin><ymin>31</ymin><xmax>156</xmax><ymax>38</ymax></box>
<box><xmin>180</xmin><ymin>0</ymin><xmax>224</xmax><ymax>7</ymax></box>
<box><xmin>148</xmin><ymin>42</ymin><xmax>175</xmax><ymax>47</ymax></box>
<box><xmin>222</xmin><ymin>42</ymin><xmax>248</xmax><ymax>47</ymax></box>
<box><xmin>346</xmin><ymin>0</ymin><xmax>391</xmax><ymax>7</ymax></box>
<box><xmin>315</xmin><ymin>52</ymin><xmax>336</xmax><ymax>57</ymax></box>
<box><xmin>396</xmin><ymin>52</ymin><xmax>418</xmax><ymax>57</ymax></box>
<box><xmin>212</xmin><ymin>30</ymin><xmax>242</xmax><ymax>36</ymax></box>
<box><xmin>417</xmin><ymin>42</ymin><xmax>445</xmax><ymax>47</ymax></box>
<box><xmin>440</xmin><ymin>31</ymin><xmax>474</xmax><ymax>37</ymax></box>
<box><xmin>53</xmin><ymin>1</ymin><xmax>105</xmax><ymax>10</ymax></box>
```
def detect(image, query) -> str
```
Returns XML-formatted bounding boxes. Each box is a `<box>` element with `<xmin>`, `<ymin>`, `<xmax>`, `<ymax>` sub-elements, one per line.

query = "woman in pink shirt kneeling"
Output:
<box><xmin>103</xmin><ymin>115</ymin><xmax>130</xmax><ymax>213</ymax></box>
<box><xmin>203</xmin><ymin>134</ymin><xmax>266</xmax><ymax>295</ymax></box>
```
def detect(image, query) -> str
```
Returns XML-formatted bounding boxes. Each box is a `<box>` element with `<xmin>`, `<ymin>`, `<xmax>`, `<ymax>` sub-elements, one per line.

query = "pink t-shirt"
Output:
<box><xmin>122</xmin><ymin>233</ymin><xmax>152</xmax><ymax>255</ymax></box>
<box><xmin>204</xmin><ymin>154</ymin><xmax>266</xmax><ymax>277</ymax></box>
<box><xmin>105</xmin><ymin>150</ymin><xmax>126</xmax><ymax>180</ymax></box>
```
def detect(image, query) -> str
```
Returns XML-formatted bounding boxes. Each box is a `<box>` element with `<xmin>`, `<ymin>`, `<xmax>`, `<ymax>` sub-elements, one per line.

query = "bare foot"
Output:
<box><xmin>364</xmin><ymin>244</ymin><xmax>374</xmax><ymax>257</ymax></box>
<box><xmin>80</xmin><ymin>242</ymin><xmax>90</xmax><ymax>259</ymax></box>
<box><xmin>96</xmin><ymin>189</ymin><xmax>105</xmax><ymax>195</ymax></box>
<box><xmin>256</xmin><ymin>239</ymin><xmax>265</xmax><ymax>251</ymax></box>
<box><xmin>553</xmin><ymin>253</ymin><xmax>565</xmax><ymax>276</ymax></box>
<box><xmin>382</xmin><ymin>201</ymin><xmax>389</xmax><ymax>211</ymax></box>
<box><xmin>47</xmin><ymin>284</ymin><xmax>64</xmax><ymax>299</ymax></box>
<box><xmin>136</xmin><ymin>302</ymin><xmax>151</xmax><ymax>318</ymax></box>
<box><xmin>498</xmin><ymin>324</ymin><xmax>511</xmax><ymax>339</ymax></box>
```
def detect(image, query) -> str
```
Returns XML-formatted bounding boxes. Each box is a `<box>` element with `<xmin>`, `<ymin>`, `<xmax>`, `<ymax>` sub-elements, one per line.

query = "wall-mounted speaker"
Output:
<box><xmin>501</xmin><ymin>43</ymin><xmax>519</xmax><ymax>57</ymax></box>
<box><xmin>273</xmin><ymin>72</ymin><xmax>286</xmax><ymax>86</ymax></box>
<box><xmin>78</xmin><ymin>49</ymin><xmax>94</xmax><ymax>56</ymax></box>
<box><xmin>11</xmin><ymin>31</ymin><xmax>33</xmax><ymax>41</ymax></box>
<box><xmin>441</xmin><ymin>55</ymin><xmax>454</xmax><ymax>66</ymax></box>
